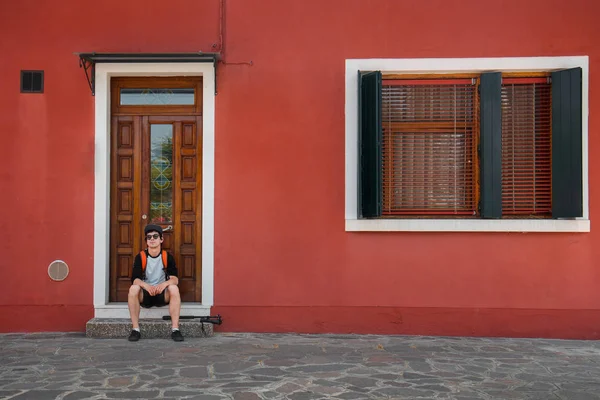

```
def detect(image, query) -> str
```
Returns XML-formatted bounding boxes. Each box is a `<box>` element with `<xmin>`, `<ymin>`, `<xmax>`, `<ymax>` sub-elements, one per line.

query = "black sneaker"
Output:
<box><xmin>171</xmin><ymin>329</ymin><xmax>184</xmax><ymax>342</ymax></box>
<box><xmin>128</xmin><ymin>330</ymin><xmax>141</xmax><ymax>342</ymax></box>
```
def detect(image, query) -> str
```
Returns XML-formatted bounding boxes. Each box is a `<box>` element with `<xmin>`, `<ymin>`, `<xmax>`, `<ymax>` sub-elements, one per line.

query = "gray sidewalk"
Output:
<box><xmin>1</xmin><ymin>332</ymin><xmax>600</xmax><ymax>400</ymax></box>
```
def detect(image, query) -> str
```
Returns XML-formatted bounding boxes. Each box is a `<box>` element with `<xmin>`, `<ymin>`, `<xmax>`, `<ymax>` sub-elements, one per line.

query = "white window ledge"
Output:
<box><xmin>346</xmin><ymin>219</ymin><xmax>590</xmax><ymax>233</ymax></box>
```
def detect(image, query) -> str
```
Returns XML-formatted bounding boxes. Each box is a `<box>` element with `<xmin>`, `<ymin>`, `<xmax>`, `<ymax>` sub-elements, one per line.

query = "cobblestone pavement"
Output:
<box><xmin>1</xmin><ymin>332</ymin><xmax>600</xmax><ymax>399</ymax></box>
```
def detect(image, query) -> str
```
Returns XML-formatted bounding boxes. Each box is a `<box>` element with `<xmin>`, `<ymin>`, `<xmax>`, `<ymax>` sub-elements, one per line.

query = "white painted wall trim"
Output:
<box><xmin>93</xmin><ymin>63</ymin><xmax>215</xmax><ymax>317</ymax></box>
<box><xmin>95</xmin><ymin>304</ymin><xmax>211</xmax><ymax>319</ymax></box>
<box><xmin>345</xmin><ymin>56</ymin><xmax>590</xmax><ymax>233</ymax></box>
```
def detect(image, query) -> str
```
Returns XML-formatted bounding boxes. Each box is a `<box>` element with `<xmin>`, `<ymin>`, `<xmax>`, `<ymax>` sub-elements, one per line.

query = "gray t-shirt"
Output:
<box><xmin>144</xmin><ymin>253</ymin><xmax>166</xmax><ymax>286</ymax></box>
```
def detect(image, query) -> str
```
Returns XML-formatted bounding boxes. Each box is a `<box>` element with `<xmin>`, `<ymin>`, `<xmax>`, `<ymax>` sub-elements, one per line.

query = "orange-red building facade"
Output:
<box><xmin>1</xmin><ymin>0</ymin><xmax>599</xmax><ymax>338</ymax></box>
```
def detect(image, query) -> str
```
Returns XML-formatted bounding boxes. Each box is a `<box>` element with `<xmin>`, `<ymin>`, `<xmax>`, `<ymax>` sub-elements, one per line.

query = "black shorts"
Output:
<box><xmin>141</xmin><ymin>288</ymin><xmax>168</xmax><ymax>308</ymax></box>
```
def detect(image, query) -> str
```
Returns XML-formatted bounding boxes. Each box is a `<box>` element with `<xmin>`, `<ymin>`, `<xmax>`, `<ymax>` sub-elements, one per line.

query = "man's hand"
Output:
<box><xmin>134</xmin><ymin>279</ymin><xmax>157</xmax><ymax>296</ymax></box>
<box><xmin>155</xmin><ymin>282</ymin><xmax>170</xmax><ymax>295</ymax></box>
<box><xmin>145</xmin><ymin>283</ymin><xmax>159</xmax><ymax>296</ymax></box>
<box><xmin>143</xmin><ymin>280</ymin><xmax>176</xmax><ymax>296</ymax></box>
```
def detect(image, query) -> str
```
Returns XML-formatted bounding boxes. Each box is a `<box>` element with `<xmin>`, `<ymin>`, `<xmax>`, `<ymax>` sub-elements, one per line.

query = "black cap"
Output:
<box><xmin>144</xmin><ymin>224</ymin><xmax>163</xmax><ymax>236</ymax></box>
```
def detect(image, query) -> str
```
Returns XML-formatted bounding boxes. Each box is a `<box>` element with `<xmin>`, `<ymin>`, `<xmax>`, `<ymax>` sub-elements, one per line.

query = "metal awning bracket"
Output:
<box><xmin>78</xmin><ymin>55</ymin><xmax>95</xmax><ymax>95</ymax></box>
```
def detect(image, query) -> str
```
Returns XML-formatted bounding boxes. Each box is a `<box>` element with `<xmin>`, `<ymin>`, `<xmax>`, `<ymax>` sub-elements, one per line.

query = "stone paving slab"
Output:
<box><xmin>1</xmin><ymin>332</ymin><xmax>600</xmax><ymax>399</ymax></box>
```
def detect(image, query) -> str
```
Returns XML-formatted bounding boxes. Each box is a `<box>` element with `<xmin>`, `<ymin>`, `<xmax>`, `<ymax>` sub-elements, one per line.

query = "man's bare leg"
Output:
<box><xmin>166</xmin><ymin>285</ymin><xmax>181</xmax><ymax>329</ymax></box>
<box><xmin>128</xmin><ymin>285</ymin><xmax>143</xmax><ymax>328</ymax></box>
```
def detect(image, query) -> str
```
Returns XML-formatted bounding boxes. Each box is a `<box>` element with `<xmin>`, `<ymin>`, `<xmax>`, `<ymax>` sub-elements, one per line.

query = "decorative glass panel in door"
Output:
<box><xmin>149</xmin><ymin>125</ymin><xmax>173</xmax><ymax>224</ymax></box>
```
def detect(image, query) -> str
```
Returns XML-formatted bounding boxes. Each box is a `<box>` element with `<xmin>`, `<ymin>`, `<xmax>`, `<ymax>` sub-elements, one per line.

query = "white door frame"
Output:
<box><xmin>93</xmin><ymin>63</ymin><xmax>215</xmax><ymax>318</ymax></box>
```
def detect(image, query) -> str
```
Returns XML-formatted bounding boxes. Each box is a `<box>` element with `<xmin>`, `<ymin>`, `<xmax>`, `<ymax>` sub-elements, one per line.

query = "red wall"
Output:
<box><xmin>1</xmin><ymin>0</ymin><xmax>599</xmax><ymax>338</ymax></box>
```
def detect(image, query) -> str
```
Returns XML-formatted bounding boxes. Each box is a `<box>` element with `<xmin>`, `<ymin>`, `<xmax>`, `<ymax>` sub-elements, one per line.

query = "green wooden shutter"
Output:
<box><xmin>552</xmin><ymin>67</ymin><xmax>583</xmax><ymax>218</ymax></box>
<box><xmin>358</xmin><ymin>71</ymin><xmax>382</xmax><ymax>218</ymax></box>
<box><xmin>480</xmin><ymin>72</ymin><xmax>502</xmax><ymax>218</ymax></box>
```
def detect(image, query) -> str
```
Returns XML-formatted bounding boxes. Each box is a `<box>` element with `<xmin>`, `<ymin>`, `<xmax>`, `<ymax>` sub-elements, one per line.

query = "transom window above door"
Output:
<box><xmin>111</xmin><ymin>77</ymin><xmax>202</xmax><ymax>114</ymax></box>
<box><xmin>120</xmin><ymin>88</ymin><xmax>195</xmax><ymax>106</ymax></box>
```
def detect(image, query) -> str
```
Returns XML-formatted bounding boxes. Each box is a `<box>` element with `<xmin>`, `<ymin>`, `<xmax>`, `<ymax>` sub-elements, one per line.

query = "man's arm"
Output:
<box><xmin>165</xmin><ymin>253</ymin><xmax>179</xmax><ymax>286</ymax></box>
<box><xmin>155</xmin><ymin>253</ymin><xmax>179</xmax><ymax>293</ymax></box>
<box><xmin>131</xmin><ymin>253</ymin><xmax>151</xmax><ymax>289</ymax></box>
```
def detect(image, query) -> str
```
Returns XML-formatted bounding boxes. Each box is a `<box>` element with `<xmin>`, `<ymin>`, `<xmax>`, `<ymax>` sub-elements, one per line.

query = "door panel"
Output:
<box><xmin>110</xmin><ymin>114</ymin><xmax>202</xmax><ymax>303</ymax></box>
<box><xmin>110</xmin><ymin>116</ymin><xmax>143</xmax><ymax>301</ymax></box>
<box><xmin>176</xmin><ymin>118</ymin><xmax>203</xmax><ymax>300</ymax></box>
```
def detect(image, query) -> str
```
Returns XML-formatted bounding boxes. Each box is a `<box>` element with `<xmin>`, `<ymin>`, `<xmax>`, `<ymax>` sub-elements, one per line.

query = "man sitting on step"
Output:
<box><xmin>127</xmin><ymin>224</ymin><xmax>184</xmax><ymax>342</ymax></box>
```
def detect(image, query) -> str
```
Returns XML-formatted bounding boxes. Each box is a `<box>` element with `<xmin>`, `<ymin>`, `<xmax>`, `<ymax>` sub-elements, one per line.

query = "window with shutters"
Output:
<box><xmin>346</xmin><ymin>57</ymin><xmax>589</xmax><ymax>232</ymax></box>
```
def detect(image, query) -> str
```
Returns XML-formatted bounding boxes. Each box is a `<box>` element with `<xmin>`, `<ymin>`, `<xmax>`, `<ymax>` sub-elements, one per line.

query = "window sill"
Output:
<box><xmin>345</xmin><ymin>219</ymin><xmax>590</xmax><ymax>232</ymax></box>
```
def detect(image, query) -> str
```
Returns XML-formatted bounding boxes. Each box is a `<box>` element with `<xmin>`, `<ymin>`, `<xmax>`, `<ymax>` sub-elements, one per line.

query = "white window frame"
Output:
<box><xmin>345</xmin><ymin>56</ymin><xmax>590</xmax><ymax>232</ymax></box>
<box><xmin>93</xmin><ymin>63</ymin><xmax>215</xmax><ymax>318</ymax></box>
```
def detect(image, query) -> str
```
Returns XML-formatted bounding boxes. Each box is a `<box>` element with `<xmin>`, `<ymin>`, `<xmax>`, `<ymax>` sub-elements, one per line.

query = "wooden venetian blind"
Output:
<box><xmin>501</xmin><ymin>78</ymin><xmax>552</xmax><ymax>216</ymax></box>
<box><xmin>381</xmin><ymin>79</ymin><xmax>477</xmax><ymax>216</ymax></box>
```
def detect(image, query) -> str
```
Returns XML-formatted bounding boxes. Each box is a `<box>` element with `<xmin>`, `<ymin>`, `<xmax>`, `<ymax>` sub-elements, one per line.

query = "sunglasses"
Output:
<box><xmin>146</xmin><ymin>233</ymin><xmax>160</xmax><ymax>240</ymax></box>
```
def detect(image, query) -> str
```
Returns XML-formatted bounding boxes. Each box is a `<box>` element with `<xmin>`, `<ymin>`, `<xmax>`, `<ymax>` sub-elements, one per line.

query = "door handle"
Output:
<box><xmin>163</xmin><ymin>225</ymin><xmax>173</xmax><ymax>232</ymax></box>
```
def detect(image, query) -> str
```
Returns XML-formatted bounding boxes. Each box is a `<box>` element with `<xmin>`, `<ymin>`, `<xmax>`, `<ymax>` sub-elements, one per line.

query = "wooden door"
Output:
<box><xmin>109</xmin><ymin>77</ymin><xmax>202</xmax><ymax>303</ymax></box>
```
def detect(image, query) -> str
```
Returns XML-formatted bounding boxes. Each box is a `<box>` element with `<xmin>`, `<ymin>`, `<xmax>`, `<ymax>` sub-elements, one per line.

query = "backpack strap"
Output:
<box><xmin>161</xmin><ymin>250</ymin><xmax>168</xmax><ymax>269</ymax></box>
<box><xmin>140</xmin><ymin>250</ymin><xmax>148</xmax><ymax>272</ymax></box>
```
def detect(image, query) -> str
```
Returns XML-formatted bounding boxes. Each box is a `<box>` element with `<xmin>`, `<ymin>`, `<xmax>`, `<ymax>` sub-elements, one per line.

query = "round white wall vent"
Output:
<box><xmin>48</xmin><ymin>260</ymin><xmax>69</xmax><ymax>281</ymax></box>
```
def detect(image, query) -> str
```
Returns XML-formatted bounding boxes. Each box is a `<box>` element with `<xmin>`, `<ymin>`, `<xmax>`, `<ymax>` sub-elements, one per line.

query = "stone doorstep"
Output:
<box><xmin>86</xmin><ymin>318</ymin><xmax>214</xmax><ymax>339</ymax></box>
